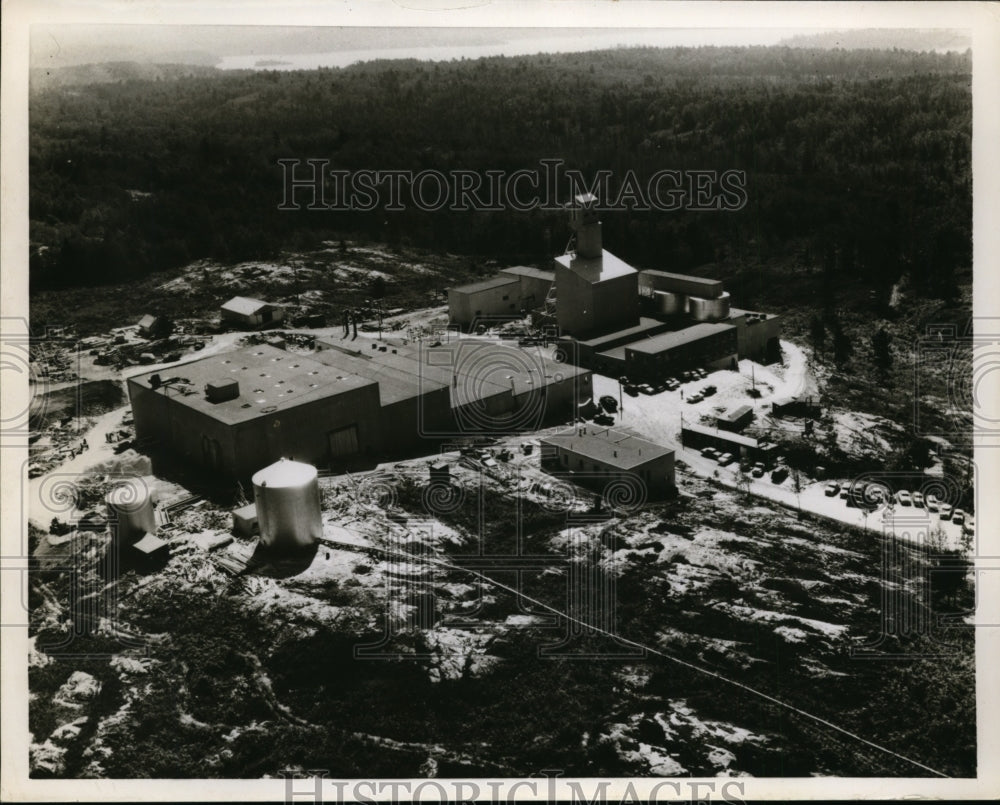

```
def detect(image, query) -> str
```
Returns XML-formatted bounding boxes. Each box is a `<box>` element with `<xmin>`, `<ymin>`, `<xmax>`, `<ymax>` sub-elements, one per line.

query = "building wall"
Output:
<box><xmin>639</xmin><ymin>270</ymin><xmax>723</xmax><ymax>299</ymax></box>
<box><xmin>554</xmin><ymin>265</ymin><xmax>639</xmax><ymax>337</ymax></box>
<box><xmin>732</xmin><ymin>314</ymin><xmax>782</xmax><ymax>363</ymax></box>
<box><xmin>128</xmin><ymin>379</ymin><xmax>240</xmax><ymax>474</ymax></box>
<box><xmin>624</xmin><ymin>328</ymin><xmax>738</xmax><ymax>381</ymax></box>
<box><xmin>129</xmin><ymin>376</ymin><xmax>383</xmax><ymax>480</ymax></box>
<box><xmin>220</xmin><ymin>305</ymin><xmax>284</xmax><ymax>329</ymax></box>
<box><xmin>232</xmin><ymin>383</ymin><xmax>382</xmax><ymax>477</ymax></box>
<box><xmin>502</xmin><ymin>272</ymin><xmax>553</xmax><ymax>310</ymax></box>
<box><xmin>378</xmin><ymin>386</ymin><xmax>452</xmax><ymax>456</ymax></box>
<box><xmin>511</xmin><ymin>370</ymin><xmax>593</xmax><ymax>425</ymax></box>
<box><xmin>448</xmin><ymin>281</ymin><xmax>521</xmax><ymax>329</ymax></box>
<box><xmin>541</xmin><ymin>443</ymin><xmax>675</xmax><ymax>499</ymax></box>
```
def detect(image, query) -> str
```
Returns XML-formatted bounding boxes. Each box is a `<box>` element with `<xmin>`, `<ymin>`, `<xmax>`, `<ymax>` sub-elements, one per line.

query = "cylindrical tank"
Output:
<box><xmin>688</xmin><ymin>291</ymin><xmax>731</xmax><ymax>322</ymax></box>
<box><xmin>654</xmin><ymin>290</ymin><xmax>686</xmax><ymax>316</ymax></box>
<box><xmin>252</xmin><ymin>459</ymin><xmax>322</xmax><ymax>549</ymax></box>
<box><xmin>105</xmin><ymin>481</ymin><xmax>156</xmax><ymax>544</ymax></box>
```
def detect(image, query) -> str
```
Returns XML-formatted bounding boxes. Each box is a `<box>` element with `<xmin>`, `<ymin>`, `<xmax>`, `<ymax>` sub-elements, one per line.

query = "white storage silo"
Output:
<box><xmin>252</xmin><ymin>459</ymin><xmax>322</xmax><ymax>549</ymax></box>
<box><xmin>105</xmin><ymin>481</ymin><xmax>156</xmax><ymax>545</ymax></box>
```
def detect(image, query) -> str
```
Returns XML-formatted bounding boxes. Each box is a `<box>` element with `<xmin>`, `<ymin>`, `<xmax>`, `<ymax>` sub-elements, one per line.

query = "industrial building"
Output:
<box><xmin>447</xmin><ymin>194</ymin><xmax>781</xmax><ymax>381</ymax></box>
<box><xmin>624</xmin><ymin>322</ymin><xmax>739</xmax><ymax>377</ymax></box>
<box><xmin>553</xmin><ymin>193</ymin><xmax>640</xmax><ymax>337</ymax></box>
<box><xmin>220</xmin><ymin>296</ymin><xmax>285</xmax><ymax>329</ymax></box>
<box><xmin>127</xmin><ymin>340</ymin><xmax>592</xmax><ymax>479</ymax></box>
<box><xmin>447</xmin><ymin>276</ymin><xmax>521</xmax><ymax>330</ymax></box>
<box><xmin>499</xmin><ymin>266</ymin><xmax>555</xmax><ymax>310</ymax></box>
<box><xmin>540</xmin><ymin>426</ymin><xmax>675</xmax><ymax>499</ymax></box>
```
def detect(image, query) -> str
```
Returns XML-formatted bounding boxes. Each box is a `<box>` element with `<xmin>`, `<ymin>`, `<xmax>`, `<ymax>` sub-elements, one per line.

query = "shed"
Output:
<box><xmin>716</xmin><ymin>404</ymin><xmax>754</xmax><ymax>432</ymax></box>
<box><xmin>221</xmin><ymin>296</ymin><xmax>284</xmax><ymax>329</ymax></box>
<box><xmin>232</xmin><ymin>503</ymin><xmax>259</xmax><ymax>537</ymax></box>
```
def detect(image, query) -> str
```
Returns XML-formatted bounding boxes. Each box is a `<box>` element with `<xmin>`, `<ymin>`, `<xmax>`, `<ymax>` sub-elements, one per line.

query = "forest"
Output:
<box><xmin>29</xmin><ymin>45</ymin><xmax>970</xmax><ymax>300</ymax></box>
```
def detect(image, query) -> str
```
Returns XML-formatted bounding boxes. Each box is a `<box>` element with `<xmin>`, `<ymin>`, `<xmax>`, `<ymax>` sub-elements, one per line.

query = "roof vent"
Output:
<box><xmin>205</xmin><ymin>379</ymin><xmax>240</xmax><ymax>403</ymax></box>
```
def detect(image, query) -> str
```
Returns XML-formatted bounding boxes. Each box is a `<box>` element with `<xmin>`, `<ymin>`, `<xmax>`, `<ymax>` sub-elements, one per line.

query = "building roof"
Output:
<box><xmin>127</xmin><ymin>344</ymin><xmax>377</xmax><ymax>425</ymax></box>
<box><xmin>449</xmin><ymin>275</ymin><xmax>520</xmax><ymax>295</ymax></box>
<box><xmin>311</xmin><ymin>344</ymin><xmax>448</xmax><ymax>405</ymax></box>
<box><xmin>682</xmin><ymin>421</ymin><xmax>774</xmax><ymax>450</ymax></box>
<box><xmin>137</xmin><ymin>314</ymin><xmax>159</xmax><ymax>329</ymax></box>
<box><xmin>625</xmin><ymin>322</ymin><xmax>735</xmax><ymax>356</ymax></box>
<box><xmin>554</xmin><ymin>249</ymin><xmax>637</xmax><ymax>283</ymax></box>
<box><xmin>719</xmin><ymin>405</ymin><xmax>753</xmax><ymax>423</ymax></box>
<box><xmin>729</xmin><ymin>307</ymin><xmax>780</xmax><ymax>322</ymax></box>
<box><xmin>133</xmin><ymin>533</ymin><xmax>168</xmax><ymax>554</ymax></box>
<box><xmin>541</xmin><ymin>427</ymin><xmax>673</xmax><ymax>470</ymax></box>
<box><xmin>500</xmin><ymin>265</ymin><xmax>555</xmax><ymax>282</ymax></box>
<box><xmin>575</xmin><ymin>317</ymin><xmax>672</xmax><ymax>349</ymax></box>
<box><xmin>221</xmin><ymin>296</ymin><xmax>274</xmax><ymax>316</ymax></box>
<box><xmin>639</xmin><ymin>270</ymin><xmax>723</xmax><ymax>297</ymax></box>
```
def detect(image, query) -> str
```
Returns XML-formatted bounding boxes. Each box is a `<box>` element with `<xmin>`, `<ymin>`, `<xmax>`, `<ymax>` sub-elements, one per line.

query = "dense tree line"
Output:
<box><xmin>29</xmin><ymin>46</ymin><xmax>970</xmax><ymax>294</ymax></box>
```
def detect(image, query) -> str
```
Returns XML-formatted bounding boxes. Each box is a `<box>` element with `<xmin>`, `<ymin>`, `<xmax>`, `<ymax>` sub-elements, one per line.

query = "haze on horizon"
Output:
<box><xmin>31</xmin><ymin>25</ymin><xmax>971</xmax><ymax>71</ymax></box>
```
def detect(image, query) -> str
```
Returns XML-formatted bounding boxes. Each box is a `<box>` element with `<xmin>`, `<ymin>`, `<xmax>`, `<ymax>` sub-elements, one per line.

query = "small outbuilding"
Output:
<box><xmin>221</xmin><ymin>296</ymin><xmax>285</xmax><ymax>329</ymax></box>
<box><xmin>717</xmin><ymin>405</ymin><xmax>754</xmax><ymax>432</ymax></box>
<box><xmin>137</xmin><ymin>314</ymin><xmax>172</xmax><ymax>338</ymax></box>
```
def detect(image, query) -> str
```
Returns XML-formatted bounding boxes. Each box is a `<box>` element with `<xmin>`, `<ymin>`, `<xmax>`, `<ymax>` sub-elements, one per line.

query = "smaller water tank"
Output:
<box><xmin>252</xmin><ymin>459</ymin><xmax>322</xmax><ymax>549</ymax></box>
<box><xmin>689</xmin><ymin>291</ymin><xmax>731</xmax><ymax>322</ymax></box>
<box><xmin>106</xmin><ymin>481</ymin><xmax>156</xmax><ymax>544</ymax></box>
<box><xmin>654</xmin><ymin>290</ymin><xmax>686</xmax><ymax>316</ymax></box>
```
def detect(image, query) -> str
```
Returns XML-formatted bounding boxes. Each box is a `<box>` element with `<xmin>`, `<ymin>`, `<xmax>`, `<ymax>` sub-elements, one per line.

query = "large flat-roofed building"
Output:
<box><xmin>540</xmin><ymin>426</ymin><xmax>675</xmax><ymax>499</ymax></box>
<box><xmin>624</xmin><ymin>322</ymin><xmax>739</xmax><ymax>378</ymax></box>
<box><xmin>448</xmin><ymin>275</ymin><xmax>521</xmax><ymax>330</ymax></box>
<box><xmin>220</xmin><ymin>296</ymin><xmax>285</xmax><ymax>329</ymax></box>
<box><xmin>127</xmin><ymin>345</ymin><xmax>383</xmax><ymax>479</ymax></box>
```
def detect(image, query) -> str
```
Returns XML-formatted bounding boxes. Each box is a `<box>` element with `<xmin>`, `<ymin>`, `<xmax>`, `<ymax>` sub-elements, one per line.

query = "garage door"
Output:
<box><xmin>328</xmin><ymin>424</ymin><xmax>360</xmax><ymax>457</ymax></box>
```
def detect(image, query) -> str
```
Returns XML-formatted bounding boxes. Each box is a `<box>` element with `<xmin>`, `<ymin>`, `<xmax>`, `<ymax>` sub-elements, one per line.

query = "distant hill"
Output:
<box><xmin>29</xmin><ymin>61</ymin><xmax>220</xmax><ymax>91</ymax></box>
<box><xmin>780</xmin><ymin>29</ymin><xmax>971</xmax><ymax>52</ymax></box>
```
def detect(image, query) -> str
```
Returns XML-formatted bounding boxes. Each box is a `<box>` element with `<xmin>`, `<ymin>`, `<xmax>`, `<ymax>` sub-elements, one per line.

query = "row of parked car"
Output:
<box><xmin>699</xmin><ymin>447</ymin><xmax>790</xmax><ymax>483</ymax></box>
<box><xmin>823</xmin><ymin>481</ymin><xmax>974</xmax><ymax>530</ymax></box>
<box><xmin>622</xmin><ymin>368</ymin><xmax>711</xmax><ymax>397</ymax></box>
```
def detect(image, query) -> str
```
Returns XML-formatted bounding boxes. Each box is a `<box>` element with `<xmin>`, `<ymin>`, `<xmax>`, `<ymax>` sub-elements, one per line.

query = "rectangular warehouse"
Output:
<box><xmin>624</xmin><ymin>322</ymin><xmax>738</xmax><ymax>379</ymax></box>
<box><xmin>127</xmin><ymin>345</ymin><xmax>383</xmax><ymax>479</ymax></box>
<box><xmin>638</xmin><ymin>270</ymin><xmax>724</xmax><ymax>299</ymax></box>
<box><xmin>448</xmin><ymin>276</ymin><xmax>521</xmax><ymax>330</ymax></box>
<box><xmin>499</xmin><ymin>266</ymin><xmax>555</xmax><ymax>310</ymax></box>
<box><xmin>553</xmin><ymin>250</ymin><xmax>639</xmax><ymax>337</ymax></box>
<box><xmin>540</xmin><ymin>426</ymin><xmax>675</xmax><ymax>499</ymax></box>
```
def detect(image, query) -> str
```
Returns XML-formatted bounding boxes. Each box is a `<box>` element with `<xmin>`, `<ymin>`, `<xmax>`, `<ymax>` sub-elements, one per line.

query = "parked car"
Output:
<box><xmin>925</xmin><ymin>494</ymin><xmax>939</xmax><ymax>512</ymax></box>
<box><xmin>770</xmin><ymin>466</ymin><xmax>789</xmax><ymax>484</ymax></box>
<box><xmin>638</xmin><ymin>384</ymin><xmax>655</xmax><ymax>395</ymax></box>
<box><xmin>593</xmin><ymin>413</ymin><xmax>615</xmax><ymax>426</ymax></box>
<box><xmin>940</xmin><ymin>504</ymin><xmax>953</xmax><ymax>520</ymax></box>
<box><xmin>896</xmin><ymin>490</ymin><xmax>912</xmax><ymax>506</ymax></box>
<box><xmin>701</xmin><ymin>447</ymin><xmax>719</xmax><ymax>459</ymax></box>
<box><xmin>702</xmin><ymin>385</ymin><xmax>717</xmax><ymax>397</ymax></box>
<box><xmin>624</xmin><ymin>384</ymin><xmax>639</xmax><ymax>397</ymax></box>
<box><xmin>951</xmin><ymin>509</ymin><xmax>965</xmax><ymax>525</ymax></box>
<box><xmin>751</xmin><ymin>463</ymin><xmax>765</xmax><ymax>478</ymax></box>
<box><xmin>912</xmin><ymin>491</ymin><xmax>925</xmax><ymax>508</ymax></box>
<box><xmin>599</xmin><ymin>395</ymin><xmax>618</xmax><ymax>413</ymax></box>
<box><xmin>687</xmin><ymin>393</ymin><xmax>703</xmax><ymax>404</ymax></box>
<box><xmin>824</xmin><ymin>482</ymin><xmax>840</xmax><ymax>497</ymax></box>
<box><xmin>717</xmin><ymin>452</ymin><xmax>735</xmax><ymax>466</ymax></box>
<box><xmin>963</xmin><ymin>516</ymin><xmax>975</xmax><ymax>535</ymax></box>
